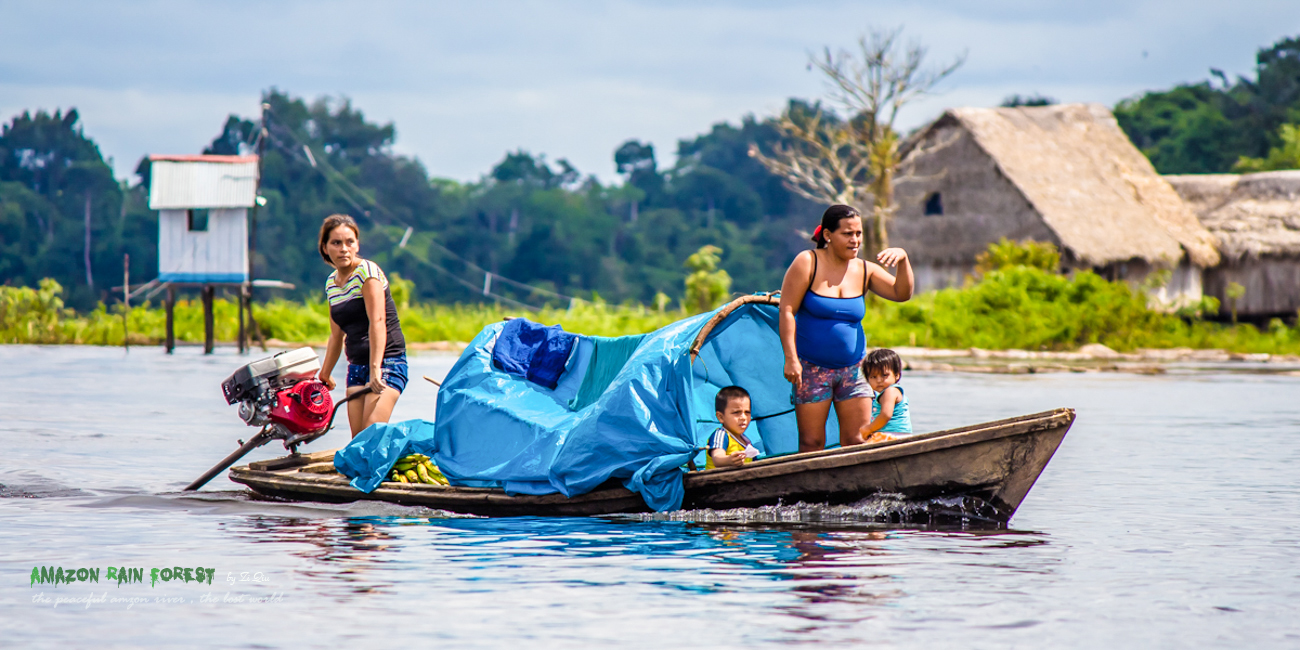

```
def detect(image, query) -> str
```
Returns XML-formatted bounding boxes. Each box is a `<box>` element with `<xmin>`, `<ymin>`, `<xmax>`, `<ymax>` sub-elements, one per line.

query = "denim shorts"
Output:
<box><xmin>346</xmin><ymin>355</ymin><xmax>409</xmax><ymax>394</ymax></box>
<box><xmin>791</xmin><ymin>358</ymin><xmax>872</xmax><ymax>405</ymax></box>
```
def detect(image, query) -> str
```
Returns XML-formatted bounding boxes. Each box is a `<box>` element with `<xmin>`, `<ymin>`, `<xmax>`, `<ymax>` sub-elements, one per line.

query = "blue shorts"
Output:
<box><xmin>346</xmin><ymin>355</ymin><xmax>409</xmax><ymax>394</ymax></box>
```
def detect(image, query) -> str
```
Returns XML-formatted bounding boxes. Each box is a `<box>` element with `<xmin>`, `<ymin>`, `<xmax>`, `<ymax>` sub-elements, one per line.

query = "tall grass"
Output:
<box><xmin>0</xmin><ymin>279</ymin><xmax>680</xmax><ymax>345</ymax></box>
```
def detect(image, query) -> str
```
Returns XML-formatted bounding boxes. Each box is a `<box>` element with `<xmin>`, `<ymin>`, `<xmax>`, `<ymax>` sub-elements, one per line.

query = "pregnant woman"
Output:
<box><xmin>778</xmin><ymin>204</ymin><xmax>913</xmax><ymax>452</ymax></box>
<box><xmin>316</xmin><ymin>214</ymin><xmax>409</xmax><ymax>437</ymax></box>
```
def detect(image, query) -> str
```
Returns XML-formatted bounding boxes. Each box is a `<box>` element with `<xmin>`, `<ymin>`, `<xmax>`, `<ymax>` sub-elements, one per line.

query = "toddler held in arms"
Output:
<box><xmin>860</xmin><ymin>349</ymin><xmax>912</xmax><ymax>444</ymax></box>
<box><xmin>706</xmin><ymin>386</ymin><xmax>760</xmax><ymax>469</ymax></box>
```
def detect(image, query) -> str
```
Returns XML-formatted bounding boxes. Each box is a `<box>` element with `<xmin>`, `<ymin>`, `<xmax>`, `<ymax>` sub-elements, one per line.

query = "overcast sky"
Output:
<box><xmin>2</xmin><ymin>0</ymin><xmax>1298</xmax><ymax>183</ymax></box>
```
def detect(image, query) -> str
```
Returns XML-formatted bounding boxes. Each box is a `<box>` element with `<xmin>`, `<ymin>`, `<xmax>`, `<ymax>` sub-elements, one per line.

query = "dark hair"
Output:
<box><xmin>319</xmin><ymin>214</ymin><xmax>360</xmax><ymax>264</ymax></box>
<box><xmin>812</xmin><ymin>204</ymin><xmax>862</xmax><ymax>249</ymax></box>
<box><xmin>862</xmin><ymin>348</ymin><xmax>903</xmax><ymax>378</ymax></box>
<box><xmin>715</xmin><ymin>385</ymin><xmax>750</xmax><ymax>413</ymax></box>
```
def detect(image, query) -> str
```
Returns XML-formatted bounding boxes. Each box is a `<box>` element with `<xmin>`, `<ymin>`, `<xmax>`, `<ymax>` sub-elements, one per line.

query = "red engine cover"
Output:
<box><xmin>268</xmin><ymin>380</ymin><xmax>334</xmax><ymax>435</ymax></box>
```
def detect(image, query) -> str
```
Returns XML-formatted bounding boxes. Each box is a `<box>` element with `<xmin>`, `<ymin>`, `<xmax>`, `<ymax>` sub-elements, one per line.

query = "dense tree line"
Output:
<box><xmin>0</xmin><ymin>110</ymin><xmax>156</xmax><ymax>308</ymax></box>
<box><xmin>6</xmin><ymin>34</ymin><xmax>1298</xmax><ymax>310</ymax></box>
<box><xmin>1115</xmin><ymin>36</ymin><xmax>1300</xmax><ymax>173</ymax></box>
<box><xmin>2</xmin><ymin>90</ymin><xmax>820</xmax><ymax>310</ymax></box>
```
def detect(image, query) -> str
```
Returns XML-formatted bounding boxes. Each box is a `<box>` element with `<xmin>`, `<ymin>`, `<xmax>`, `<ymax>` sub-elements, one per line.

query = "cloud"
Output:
<box><xmin>2</xmin><ymin>0</ymin><xmax>1297</xmax><ymax>181</ymax></box>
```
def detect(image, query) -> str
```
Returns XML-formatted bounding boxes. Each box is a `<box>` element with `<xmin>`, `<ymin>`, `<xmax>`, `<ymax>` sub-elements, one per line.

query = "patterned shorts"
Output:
<box><xmin>346</xmin><ymin>355</ymin><xmax>409</xmax><ymax>394</ymax></box>
<box><xmin>792</xmin><ymin>358</ymin><xmax>872</xmax><ymax>405</ymax></box>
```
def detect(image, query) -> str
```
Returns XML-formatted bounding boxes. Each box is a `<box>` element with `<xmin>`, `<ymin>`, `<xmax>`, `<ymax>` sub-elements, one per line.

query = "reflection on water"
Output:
<box><xmin>204</xmin><ymin>505</ymin><xmax>1051</xmax><ymax>632</ymax></box>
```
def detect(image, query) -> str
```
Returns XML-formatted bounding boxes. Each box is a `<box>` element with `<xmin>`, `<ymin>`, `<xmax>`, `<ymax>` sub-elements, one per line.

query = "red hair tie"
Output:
<box><xmin>812</xmin><ymin>225</ymin><xmax>824</xmax><ymax>241</ymax></box>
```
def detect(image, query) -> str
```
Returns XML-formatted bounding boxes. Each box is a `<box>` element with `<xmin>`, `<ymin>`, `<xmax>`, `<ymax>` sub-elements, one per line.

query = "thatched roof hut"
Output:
<box><xmin>1165</xmin><ymin>171</ymin><xmax>1300</xmax><ymax>259</ymax></box>
<box><xmin>1165</xmin><ymin>171</ymin><xmax>1300</xmax><ymax>317</ymax></box>
<box><xmin>893</xmin><ymin>104</ymin><xmax>1219</xmax><ymax>297</ymax></box>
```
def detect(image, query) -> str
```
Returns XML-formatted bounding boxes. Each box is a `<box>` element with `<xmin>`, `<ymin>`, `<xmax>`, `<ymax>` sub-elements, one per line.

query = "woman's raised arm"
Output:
<box><xmin>866</xmin><ymin>247</ymin><xmax>914</xmax><ymax>302</ymax></box>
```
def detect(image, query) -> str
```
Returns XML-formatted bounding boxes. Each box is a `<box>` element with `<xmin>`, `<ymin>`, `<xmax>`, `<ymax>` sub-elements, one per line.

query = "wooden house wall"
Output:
<box><xmin>1204</xmin><ymin>257</ymin><xmax>1300</xmax><ymax>317</ymax></box>
<box><xmin>157</xmin><ymin>208</ymin><xmax>249</xmax><ymax>283</ymax></box>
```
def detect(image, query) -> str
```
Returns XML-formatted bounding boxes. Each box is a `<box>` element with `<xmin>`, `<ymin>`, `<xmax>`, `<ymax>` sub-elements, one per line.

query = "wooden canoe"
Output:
<box><xmin>227</xmin><ymin>408</ymin><xmax>1074</xmax><ymax>520</ymax></box>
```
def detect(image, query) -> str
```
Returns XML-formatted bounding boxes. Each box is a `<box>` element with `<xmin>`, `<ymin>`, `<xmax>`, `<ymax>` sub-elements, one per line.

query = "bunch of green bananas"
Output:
<box><xmin>388</xmin><ymin>453</ymin><xmax>449</xmax><ymax>486</ymax></box>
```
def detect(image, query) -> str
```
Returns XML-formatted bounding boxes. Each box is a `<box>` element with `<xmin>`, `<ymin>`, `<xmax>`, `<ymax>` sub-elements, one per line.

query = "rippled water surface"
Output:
<box><xmin>2</xmin><ymin>345</ymin><xmax>1298</xmax><ymax>648</ymax></box>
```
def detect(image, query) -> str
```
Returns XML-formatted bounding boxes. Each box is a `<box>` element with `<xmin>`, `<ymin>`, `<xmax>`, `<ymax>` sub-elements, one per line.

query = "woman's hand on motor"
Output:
<box><xmin>876</xmin><ymin>248</ymin><xmax>908</xmax><ymax>268</ymax></box>
<box><xmin>783</xmin><ymin>357</ymin><xmax>802</xmax><ymax>390</ymax></box>
<box><xmin>319</xmin><ymin>373</ymin><xmax>336</xmax><ymax>391</ymax></box>
<box><xmin>368</xmin><ymin>368</ymin><xmax>388</xmax><ymax>395</ymax></box>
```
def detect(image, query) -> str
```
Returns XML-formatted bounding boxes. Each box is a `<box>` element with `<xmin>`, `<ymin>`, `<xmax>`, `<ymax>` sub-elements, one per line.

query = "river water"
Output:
<box><xmin>1</xmin><ymin>345</ymin><xmax>1297</xmax><ymax>648</ymax></box>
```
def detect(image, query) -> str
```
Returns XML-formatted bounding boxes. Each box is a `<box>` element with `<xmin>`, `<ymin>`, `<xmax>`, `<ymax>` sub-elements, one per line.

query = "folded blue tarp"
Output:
<box><xmin>335</xmin><ymin>299</ymin><xmax>822</xmax><ymax>511</ymax></box>
<box><xmin>492</xmin><ymin>318</ymin><xmax>577</xmax><ymax>390</ymax></box>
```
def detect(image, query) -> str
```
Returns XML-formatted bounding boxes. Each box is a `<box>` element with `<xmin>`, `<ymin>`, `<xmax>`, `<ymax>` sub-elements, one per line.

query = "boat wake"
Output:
<box><xmin>74</xmin><ymin>489</ymin><xmax>480</xmax><ymax>519</ymax></box>
<box><xmin>0</xmin><ymin>472</ymin><xmax>90</xmax><ymax>499</ymax></box>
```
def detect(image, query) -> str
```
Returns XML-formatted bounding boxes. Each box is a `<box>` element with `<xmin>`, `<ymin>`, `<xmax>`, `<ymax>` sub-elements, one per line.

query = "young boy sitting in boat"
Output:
<box><xmin>707</xmin><ymin>386</ymin><xmax>760</xmax><ymax>469</ymax></box>
<box><xmin>860</xmin><ymin>349</ymin><xmax>912</xmax><ymax>444</ymax></box>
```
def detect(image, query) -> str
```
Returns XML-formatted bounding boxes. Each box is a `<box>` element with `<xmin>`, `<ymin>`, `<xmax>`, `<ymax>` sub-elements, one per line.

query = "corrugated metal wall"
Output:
<box><xmin>149</xmin><ymin>161</ymin><xmax>258</xmax><ymax>210</ymax></box>
<box><xmin>157</xmin><ymin>208</ymin><xmax>249</xmax><ymax>283</ymax></box>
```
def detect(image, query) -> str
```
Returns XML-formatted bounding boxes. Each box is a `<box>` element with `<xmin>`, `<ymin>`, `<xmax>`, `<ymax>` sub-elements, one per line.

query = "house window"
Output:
<box><xmin>187</xmin><ymin>209</ymin><xmax>209</xmax><ymax>232</ymax></box>
<box><xmin>924</xmin><ymin>193</ymin><xmax>943</xmax><ymax>215</ymax></box>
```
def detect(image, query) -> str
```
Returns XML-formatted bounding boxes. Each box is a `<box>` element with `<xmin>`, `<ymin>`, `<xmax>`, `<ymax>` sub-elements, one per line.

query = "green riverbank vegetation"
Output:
<box><xmin>862</xmin><ymin>241</ymin><xmax>1300</xmax><ymax>355</ymax></box>
<box><xmin>4</xmin><ymin>242</ymin><xmax>1300</xmax><ymax>355</ymax></box>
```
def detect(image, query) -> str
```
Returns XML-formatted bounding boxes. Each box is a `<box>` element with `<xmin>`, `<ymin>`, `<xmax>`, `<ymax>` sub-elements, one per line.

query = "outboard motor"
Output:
<box><xmin>185</xmin><ymin>348</ymin><xmax>370</xmax><ymax>491</ymax></box>
<box><xmin>221</xmin><ymin>347</ymin><xmax>332</xmax><ymax>447</ymax></box>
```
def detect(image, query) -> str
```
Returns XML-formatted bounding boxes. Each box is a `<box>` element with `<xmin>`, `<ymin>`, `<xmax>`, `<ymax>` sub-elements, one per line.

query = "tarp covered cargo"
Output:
<box><xmin>340</xmin><ymin>295</ymin><xmax>838</xmax><ymax>511</ymax></box>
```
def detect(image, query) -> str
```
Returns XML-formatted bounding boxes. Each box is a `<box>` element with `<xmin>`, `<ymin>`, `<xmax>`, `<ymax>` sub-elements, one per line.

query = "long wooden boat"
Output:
<box><xmin>228</xmin><ymin>408</ymin><xmax>1074</xmax><ymax>521</ymax></box>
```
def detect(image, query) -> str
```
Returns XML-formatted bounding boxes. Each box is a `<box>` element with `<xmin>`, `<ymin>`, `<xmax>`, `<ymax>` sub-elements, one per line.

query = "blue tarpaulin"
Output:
<box><xmin>336</xmin><ymin>299</ymin><xmax>827</xmax><ymax>511</ymax></box>
<box><xmin>333</xmin><ymin>418</ymin><xmax>439</xmax><ymax>493</ymax></box>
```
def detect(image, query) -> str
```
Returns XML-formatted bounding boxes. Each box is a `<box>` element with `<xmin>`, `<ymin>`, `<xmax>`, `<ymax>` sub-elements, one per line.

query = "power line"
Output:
<box><xmin>259</xmin><ymin>106</ymin><xmax>584</xmax><ymax>309</ymax></box>
<box><xmin>394</xmin><ymin>248</ymin><xmax>538</xmax><ymax>312</ymax></box>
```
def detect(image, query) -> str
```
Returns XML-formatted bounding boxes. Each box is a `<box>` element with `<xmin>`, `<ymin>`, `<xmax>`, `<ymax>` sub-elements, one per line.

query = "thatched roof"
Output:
<box><xmin>1166</xmin><ymin>171</ymin><xmax>1300</xmax><ymax>259</ymax></box>
<box><xmin>903</xmin><ymin>103</ymin><xmax>1220</xmax><ymax>268</ymax></box>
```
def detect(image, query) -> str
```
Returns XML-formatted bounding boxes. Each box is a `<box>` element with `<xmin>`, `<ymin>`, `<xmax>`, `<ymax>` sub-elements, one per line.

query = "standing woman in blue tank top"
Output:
<box><xmin>316</xmin><ymin>214</ymin><xmax>409</xmax><ymax>437</ymax></box>
<box><xmin>778</xmin><ymin>205</ymin><xmax>914</xmax><ymax>453</ymax></box>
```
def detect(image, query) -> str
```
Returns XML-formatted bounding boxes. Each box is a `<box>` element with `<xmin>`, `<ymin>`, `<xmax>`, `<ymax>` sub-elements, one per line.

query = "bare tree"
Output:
<box><xmin>751</xmin><ymin>27</ymin><xmax>964</xmax><ymax>255</ymax></box>
<box><xmin>752</xmin><ymin>106</ymin><xmax>873</xmax><ymax>208</ymax></box>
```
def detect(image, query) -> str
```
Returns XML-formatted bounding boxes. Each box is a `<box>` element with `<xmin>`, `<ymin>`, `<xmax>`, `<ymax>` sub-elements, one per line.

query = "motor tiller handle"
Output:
<box><xmin>184</xmin><ymin>386</ymin><xmax>373</xmax><ymax>492</ymax></box>
<box><xmin>183</xmin><ymin>428</ymin><xmax>274</xmax><ymax>492</ymax></box>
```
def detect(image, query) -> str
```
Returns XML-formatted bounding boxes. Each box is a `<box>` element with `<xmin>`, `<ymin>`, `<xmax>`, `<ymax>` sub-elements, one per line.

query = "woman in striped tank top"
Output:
<box><xmin>777</xmin><ymin>205</ymin><xmax>914</xmax><ymax>453</ymax></box>
<box><xmin>316</xmin><ymin>214</ymin><xmax>409</xmax><ymax>437</ymax></box>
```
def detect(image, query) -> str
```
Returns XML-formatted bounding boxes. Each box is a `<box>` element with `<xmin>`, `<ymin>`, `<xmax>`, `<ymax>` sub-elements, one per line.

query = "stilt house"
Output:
<box><xmin>1165</xmin><ymin>171</ymin><xmax>1300</xmax><ymax>318</ymax></box>
<box><xmin>891</xmin><ymin>104</ymin><xmax>1220</xmax><ymax>306</ymax></box>
<box><xmin>148</xmin><ymin>154</ymin><xmax>259</xmax><ymax>284</ymax></box>
<box><xmin>147</xmin><ymin>154</ymin><xmax>259</xmax><ymax>353</ymax></box>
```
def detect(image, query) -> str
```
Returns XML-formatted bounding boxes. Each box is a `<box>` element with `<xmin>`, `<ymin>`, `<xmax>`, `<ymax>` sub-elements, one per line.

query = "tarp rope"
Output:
<box><xmin>695</xmin><ymin>407</ymin><xmax>794</xmax><ymax>425</ymax></box>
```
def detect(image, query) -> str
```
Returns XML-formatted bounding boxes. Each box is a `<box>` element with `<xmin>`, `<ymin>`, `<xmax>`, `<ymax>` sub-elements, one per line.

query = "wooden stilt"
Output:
<box><xmin>237</xmin><ymin>285</ymin><xmax>247</xmax><ymax>354</ymax></box>
<box><xmin>203</xmin><ymin>284</ymin><xmax>215</xmax><ymax>354</ymax></box>
<box><xmin>248</xmin><ymin>292</ymin><xmax>268</xmax><ymax>352</ymax></box>
<box><xmin>165</xmin><ymin>284</ymin><xmax>175</xmax><ymax>354</ymax></box>
<box><xmin>122</xmin><ymin>254</ymin><xmax>130</xmax><ymax>352</ymax></box>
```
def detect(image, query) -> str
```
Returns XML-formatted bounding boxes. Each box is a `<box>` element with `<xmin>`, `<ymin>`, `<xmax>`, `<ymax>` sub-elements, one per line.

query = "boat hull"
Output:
<box><xmin>228</xmin><ymin>408</ymin><xmax>1074</xmax><ymax>520</ymax></box>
